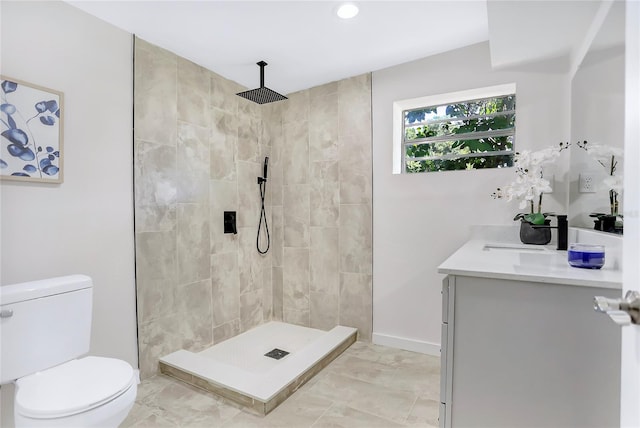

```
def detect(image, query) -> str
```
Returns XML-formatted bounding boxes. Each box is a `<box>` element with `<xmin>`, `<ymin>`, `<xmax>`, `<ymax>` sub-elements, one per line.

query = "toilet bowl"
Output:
<box><xmin>0</xmin><ymin>275</ymin><xmax>138</xmax><ymax>428</ymax></box>
<box><xmin>14</xmin><ymin>357</ymin><xmax>137</xmax><ymax>427</ymax></box>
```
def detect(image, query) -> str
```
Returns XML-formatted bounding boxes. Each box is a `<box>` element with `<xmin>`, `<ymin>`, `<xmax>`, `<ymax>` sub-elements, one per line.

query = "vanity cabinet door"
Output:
<box><xmin>449</xmin><ymin>276</ymin><xmax>620</xmax><ymax>428</ymax></box>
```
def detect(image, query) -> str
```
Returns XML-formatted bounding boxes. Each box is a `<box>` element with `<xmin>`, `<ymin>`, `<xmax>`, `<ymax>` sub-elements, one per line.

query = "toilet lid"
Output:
<box><xmin>15</xmin><ymin>356</ymin><xmax>135</xmax><ymax>419</ymax></box>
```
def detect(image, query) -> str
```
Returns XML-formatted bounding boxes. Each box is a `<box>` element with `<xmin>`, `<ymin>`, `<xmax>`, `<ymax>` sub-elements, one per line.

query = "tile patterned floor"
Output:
<box><xmin>123</xmin><ymin>341</ymin><xmax>440</xmax><ymax>427</ymax></box>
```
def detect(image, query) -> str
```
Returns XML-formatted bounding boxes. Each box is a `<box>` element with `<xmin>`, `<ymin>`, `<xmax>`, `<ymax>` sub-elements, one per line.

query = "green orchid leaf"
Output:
<box><xmin>524</xmin><ymin>213</ymin><xmax>546</xmax><ymax>225</ymax></box>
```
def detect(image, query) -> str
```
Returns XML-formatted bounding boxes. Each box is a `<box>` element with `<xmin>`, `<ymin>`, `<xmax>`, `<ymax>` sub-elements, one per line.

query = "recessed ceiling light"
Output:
<box><xmin>337</xmin><ymin>3</ymin><xmax>359</xmax><ymax>19</ymax></box>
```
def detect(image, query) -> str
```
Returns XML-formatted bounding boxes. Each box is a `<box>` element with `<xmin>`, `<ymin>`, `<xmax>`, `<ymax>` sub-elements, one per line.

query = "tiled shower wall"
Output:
<box><xmin>265</xmin><ymin>78</ymin><xmax>373</xmax><ymax>338</ymax></box>
<box><xmin>134</xmin><ymin>38</ymin><xmax>372</xmax><ymax>379</ymax></box>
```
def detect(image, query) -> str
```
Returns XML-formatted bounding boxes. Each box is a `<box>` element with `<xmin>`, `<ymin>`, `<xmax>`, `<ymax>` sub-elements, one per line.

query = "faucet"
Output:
<box><xmin>532</xmin><ymin>215</ymin><xmax>568</xmax><ymax>251</ymax></box>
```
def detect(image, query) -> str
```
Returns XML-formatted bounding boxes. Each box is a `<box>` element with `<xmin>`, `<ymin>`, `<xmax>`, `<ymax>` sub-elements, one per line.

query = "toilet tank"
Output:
<box><xmin>0</xmin><ymin>275</ymin><xmax>93</xmax><ymax>384</ymax></box>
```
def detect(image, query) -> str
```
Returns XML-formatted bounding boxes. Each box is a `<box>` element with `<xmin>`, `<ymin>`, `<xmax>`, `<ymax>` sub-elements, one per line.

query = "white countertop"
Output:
<box><xmin>437</xmin><ymin>226</ymin><xmax>622</xmax><ymax>290</ymax></box>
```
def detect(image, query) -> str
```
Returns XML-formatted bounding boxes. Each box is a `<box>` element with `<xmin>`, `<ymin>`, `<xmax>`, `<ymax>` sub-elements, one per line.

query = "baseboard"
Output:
<box><xmin>372</xmin><ymin>332</ymin><xmax>440</xmax><ymax>356</ymax></box>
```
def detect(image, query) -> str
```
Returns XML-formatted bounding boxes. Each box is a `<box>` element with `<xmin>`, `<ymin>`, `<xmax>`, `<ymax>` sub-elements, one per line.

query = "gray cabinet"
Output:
<box><xmin>440</xmin><ymin>275</ymin><xmax>621</xmax><ymax>428</ymax></box>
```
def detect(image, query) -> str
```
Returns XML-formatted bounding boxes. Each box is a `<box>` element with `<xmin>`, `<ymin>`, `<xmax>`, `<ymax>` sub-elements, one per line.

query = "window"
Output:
<box><xmin>393</xmin><ymin>84</ymin><xmax>516</xmax><ymax>173</ymax></box>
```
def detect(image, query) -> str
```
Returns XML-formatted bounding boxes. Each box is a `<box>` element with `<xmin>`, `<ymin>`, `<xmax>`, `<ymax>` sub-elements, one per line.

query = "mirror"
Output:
<box><xmin>568</xmin><ymin>1</ymin><xmax>625</xmax><ymax>233</ymax></box>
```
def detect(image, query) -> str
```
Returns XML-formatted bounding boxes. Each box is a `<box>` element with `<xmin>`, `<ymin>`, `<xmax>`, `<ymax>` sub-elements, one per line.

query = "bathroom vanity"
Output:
<box><xmin>438</xmin><ymin>227</ymin><xmax>622</xmax><ymax>428</ymax></box>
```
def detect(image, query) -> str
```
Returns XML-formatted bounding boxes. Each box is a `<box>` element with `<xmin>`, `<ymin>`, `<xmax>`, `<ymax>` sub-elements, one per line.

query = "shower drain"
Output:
<box><xmin>264</xmin><ymin>348</ymin><xmax>289</xmax><ymax>360</ymax></box>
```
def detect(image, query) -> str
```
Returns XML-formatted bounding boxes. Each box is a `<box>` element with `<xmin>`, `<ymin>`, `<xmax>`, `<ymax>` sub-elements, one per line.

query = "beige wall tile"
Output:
<box><xmin>138</xmin><ymin>314</ymin><xmax>183</xmax><ymax>379</ymax></box>
<box><xmin>177</xmin><ymin>203</ymin><xmax>210</xmax><ymax>284</ymax></box>
<box><xmin>177</xmin><ymin>122</ymin><xmax>210</xmax><ymax>204</ymax></box>
<box><xmin>135</xmin><ymin>204</ymin><xmax>176</xmax><ymax>233</ymax></box>
<box><xmin>262</xmin><ymin>261</ymin><xmax>273</xmax><ymax>321</ymax></box>
<box><xmin>309</xmin><ymin>81</ymin><xmax>339</xmax><ymax>99</ymax></box>
<box><xmin>339</xmin><ymin>204</ymin><xmax>372</xmax><ymax>274</ymax></box>
<box><xmin>237</xmin><ymin>112</ymin><xmax>261</xmax><ymax>163</ymax></box>
<box><xmin>283</xmin><ymin>248</ymin><xmax>310</xmax><ymax>313</ymax></box>
<box><xmin>339</xmin><ymin>133</ymin><xmax>372</xmax><ymax>205</ymax></box>
<box><xmin>238</xmin><ymin>226</ymin><xmax>262</xmax><ymax>294</ymax></box>
<box><xmin>210</xmin><ymin>179</ymin><xmax>239</xmax><ymax>255</ymax></box>
<box><xmin>282</xmin><ymin>121</ymin><xmax>309</xmax><ymax>185</ymax></box>
<box><xmin>339</xmin><ymin>273</ymin><xmax>372</xmax><ymax>341</ymax></box>
<box><xmin>210</xmin><ymin>108</ymin><xmax>238</xmax><ymax>181</ymax></box>
<box><xmin>283</xmin><ymin>309</ymin><xmax>310</xmax><ymax>327</ymax></box>
<box><xmin>134</xmin><ymin>41</ymin><xmax>177</xmax><ymax>146</ymax></box>
<box><xmin>283</xmin><ymin>184</ymin><xmax>310</xmax><ymax>247</ymax></box>
<box><xmin>211</xmin><ymin>252</ymin><xmax>240</xmax><ymax>326</ymax></box>
<box><xmin>310</xmin><ymin>291</ymin><xmax>339</xmax><ymax>331</ymax></box>
<box><xmin>338</xmin><ymin>74</ymin><xmax>372</xmax><ymax>140</ymax></box>
<box><xmin>310</xmin><ymin>227</ymin><xmax>339</xmax><ymax>294</ymax></box>
<box><xmin>268</xmin><ymin>158</ymin><xmax>283</xmax><ymax>207</ymax></box>
<box><xmin>211</xmin><ymin>74</ymin><xmax>241</xmax><ymax>113</ymax></box>
<box><xmin>309</xmin><ymin>92</ymin><xmax>339</xmax><ymax>162</ymax></box>
<box><xmin>134</xmin><ymin>140</ymin><xmax>177</xmax><ymax>207</ymax></box>
<box><xmin>136</xmin><ymin>278</ymin><xmax>177</xmax><ymax>325</ymax></box>
<box><xmin>262</xmin><ymin>104</ymin><xmax>283</xmax><ymax>149</ymax></box>
<box><xmin>240</xmin><ymin>289</ymin><xmax>263</xmax><ymax>332</ymax></box>
<box><xmin>271</xmin><ymin>205</ymin><xmax>284</xmax><ymax>267</ymax></box>
<box><xmin>176</xmin><ymin>279</ymin><xmax>213</xmax><ymax>352</ymax></box>
<box><xmin>338</xmin><ymin>74</ymin><xmax>371</xmax><ymax>108</ymax></box>
<box><xmin>177</xmin><ymin>58</ymin><xmax>210</xmax><ymax>127</ymax></box>
<box><xmin>282</xmin><ymin>90</ymin><xmax>308</xmax><ymax>124</ymax></box>
<box><xmin>310</xmin><ymin>160</ymin><xmax>339</xmax><ymax>183</ymax></box>
<box><xmin>136</xmin><ymin>231</ymin><xmax>177</xmax><ymax>282</ymax></box>
<box><xmin>236</xmin><ymin>160</ymin><xmax>261</xmax><ymax>228</ymax></box>
<box><xmin>272</xmin><ymin>266</ymin><xmax>283</xmax><ymax>321</ymax></box>
<box><xmin>213</xmin><ymin>319</ymin><xmax>240</xmax><ymax>343</ymax></box>
<box><xmin>310</xmin><ymin>178</ymin><xmax>339</xmax><ymax>228</ymax></box>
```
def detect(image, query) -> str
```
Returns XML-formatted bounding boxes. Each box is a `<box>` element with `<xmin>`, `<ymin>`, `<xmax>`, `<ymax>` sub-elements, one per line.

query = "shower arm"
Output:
<box><xmin>258</xmin><ymin>61</ymin><xmax>267</xmax><ymax>88</ymax></box>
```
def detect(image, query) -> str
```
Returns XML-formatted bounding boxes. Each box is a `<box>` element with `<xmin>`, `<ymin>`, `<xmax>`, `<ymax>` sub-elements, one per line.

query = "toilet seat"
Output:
<box><xmin>15</xmin><ymin>356</ymin><xmax>135</xmax><ymax>419</ymax></box>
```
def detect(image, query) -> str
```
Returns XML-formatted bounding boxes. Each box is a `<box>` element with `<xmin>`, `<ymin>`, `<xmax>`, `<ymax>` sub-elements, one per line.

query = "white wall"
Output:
<box><xmin>0</xmin><ymin>1</ymin><xmax>137</xmax><ymax>366</ymax></box>
<box><xmin>372</xmin><ymin>42</ymin><xmax>571</xmax><ymax>353</ymax></box>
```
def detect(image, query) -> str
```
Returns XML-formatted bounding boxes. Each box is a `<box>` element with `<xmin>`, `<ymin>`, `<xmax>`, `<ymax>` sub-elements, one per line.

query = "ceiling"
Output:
<box><xmin>67</xmin><ymin>1</ymin><xmax>608</xmax><ymax>95</ymax></box>
<box><xmin>487</xmin><ymin>0</ymin><xmax>603</xmax><ymax>71</ymax></box>
<box><xmin>67</xmin><ymin>1</ymin><xmax>490</xmax><ymax>95</ymax></box>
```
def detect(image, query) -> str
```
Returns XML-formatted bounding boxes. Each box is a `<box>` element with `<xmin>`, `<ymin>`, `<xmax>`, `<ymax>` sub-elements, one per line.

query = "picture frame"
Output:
<box><xmin>1</xmin><ymin>76</ymin><xmax>64</xmax><ymax>183</ymax></box>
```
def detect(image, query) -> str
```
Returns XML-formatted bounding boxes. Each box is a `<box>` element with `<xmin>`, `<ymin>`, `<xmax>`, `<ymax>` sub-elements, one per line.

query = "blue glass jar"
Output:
<box><xmin>567</xmin><ymin>243</ymin><xmax>605</xmax><ymax>269</ymax></box>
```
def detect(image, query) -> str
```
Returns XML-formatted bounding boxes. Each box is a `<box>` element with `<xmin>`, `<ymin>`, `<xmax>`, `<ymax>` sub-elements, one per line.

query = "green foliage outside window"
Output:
<box><xmin>403</xmin><ymin>94</ymin><xmax>515</xmax><ymax>173</ymax></box>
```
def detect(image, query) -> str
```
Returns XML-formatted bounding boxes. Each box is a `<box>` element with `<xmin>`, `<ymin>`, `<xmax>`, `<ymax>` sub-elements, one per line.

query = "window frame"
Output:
<box><xmin>392</xmin><ymin>83</ymin><xmax>517</xmax><ymax>174</ymax></box>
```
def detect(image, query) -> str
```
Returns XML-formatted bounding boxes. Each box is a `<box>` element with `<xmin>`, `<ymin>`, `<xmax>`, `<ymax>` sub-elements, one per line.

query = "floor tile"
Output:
<box><xmin>127</xmin><ymin>342</ymin><xmax>441</xmax><ymax>427</ymax></box>
<box><xmin>313</xmin><ymin>403</ymin><xmax>404</xmax><ymax>427</ymax></box>
<box><xmin>406</xmin><ymin>396</ymin><xmax>440</xmax><ymax>427</ymax></box>
<box><xmin>305</xmin><ymin>371</ymin><xmax>417</xmax><ymax>423</ymax></box>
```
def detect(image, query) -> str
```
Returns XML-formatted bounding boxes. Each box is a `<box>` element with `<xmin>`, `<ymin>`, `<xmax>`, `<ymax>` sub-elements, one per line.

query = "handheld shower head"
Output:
<box><xmin>263</xmin><ymin>157</ymin><xmax>269</xmax><ymax>180</ymax></box>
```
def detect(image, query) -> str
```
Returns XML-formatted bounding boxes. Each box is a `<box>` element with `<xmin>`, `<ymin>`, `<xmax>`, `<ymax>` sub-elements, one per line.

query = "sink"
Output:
<box><xmin>482</xmin><ymin>243</ymin><xmax>550</xmax><ymax>253</ymax></box>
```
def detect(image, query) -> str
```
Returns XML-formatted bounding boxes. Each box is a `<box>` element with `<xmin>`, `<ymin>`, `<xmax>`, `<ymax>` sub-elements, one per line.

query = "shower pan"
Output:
<box><xmin>159</xmin><ymin>322</ymin><xmax>357</xmax><ymax>415</ymax></box>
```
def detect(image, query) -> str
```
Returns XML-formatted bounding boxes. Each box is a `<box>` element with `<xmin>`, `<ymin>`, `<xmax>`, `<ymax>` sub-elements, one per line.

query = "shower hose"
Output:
<box><xmin>257</xmin><ymin>178</ymin><xmax>270</xmax><ymax>254</ymax></box>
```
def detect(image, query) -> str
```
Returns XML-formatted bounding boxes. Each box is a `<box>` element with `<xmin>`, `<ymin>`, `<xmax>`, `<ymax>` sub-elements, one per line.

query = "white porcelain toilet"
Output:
<box><xmin>0</xmin><ymin>275</ymin><xmax>137</xmax><ymax>427</ymax></box>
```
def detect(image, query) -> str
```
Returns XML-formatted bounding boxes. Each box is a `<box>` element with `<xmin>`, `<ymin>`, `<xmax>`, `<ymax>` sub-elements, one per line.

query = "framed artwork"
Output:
<box><xmin>1</xmin><ymin>76</ymin><xmax>64</xmax><ymax>183</ymax></box>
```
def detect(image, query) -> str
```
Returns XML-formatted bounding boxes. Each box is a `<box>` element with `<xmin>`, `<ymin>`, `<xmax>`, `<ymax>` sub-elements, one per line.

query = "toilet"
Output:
<box><xmin>0</xmin><ymin>275</ymin><xmax>137</xmax><ymax>427</ymax></box>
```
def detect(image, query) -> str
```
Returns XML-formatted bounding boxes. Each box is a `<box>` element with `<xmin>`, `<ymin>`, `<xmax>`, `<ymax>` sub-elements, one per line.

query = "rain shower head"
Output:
<box><xmin>236</xmin><ymin>61</ymin><xmax>288</xmax><ymax>105</ymax></box>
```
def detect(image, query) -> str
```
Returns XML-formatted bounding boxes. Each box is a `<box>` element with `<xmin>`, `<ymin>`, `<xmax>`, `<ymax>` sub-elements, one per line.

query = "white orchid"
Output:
<box><xmin>492</xmin><ymin>142</ymin><xmax>569</xmax><ymax>224</ymax></box>
<box><xmin>603</xmin><ymin>174</ymin><xmax>623</xmax><ymax>194</ymax></box>
<box><xmin>577</xmin><ymin>140</ymin><xmax>623</xmax><ymax>216</ymax></box>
